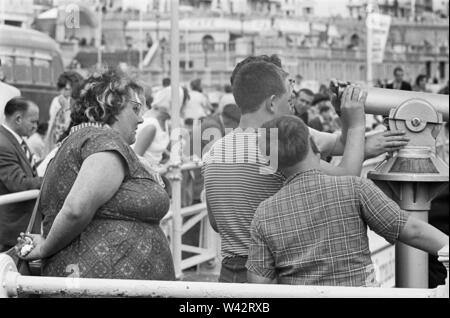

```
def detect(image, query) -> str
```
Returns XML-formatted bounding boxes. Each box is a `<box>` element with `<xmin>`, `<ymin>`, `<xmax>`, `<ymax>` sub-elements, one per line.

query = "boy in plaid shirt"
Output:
<box><xmin>246</xmin><ymin>115</ymin><xmax>449</xmax><ymax>286</ymax></box>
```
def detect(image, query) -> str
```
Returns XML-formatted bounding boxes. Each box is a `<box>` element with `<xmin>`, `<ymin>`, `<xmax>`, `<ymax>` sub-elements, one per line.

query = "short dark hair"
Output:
<box><xmin>162</xmin><ymin>77</ymin><xmax>171</xmax><ymax>87</ymax></box>
<box><xmin>261</xmin><ymin>115</ymin><xmax>310</xmax><ymax>169</ymax></box>
<box><xmin>221</xmin><ymin>104</ymin><xmax>241</xmax><ymax>122</ymax></box>
<box><xmin>319</xmin><ymin>104</ymin><xmax>331</xmax><ymax>114</ymax></box>
<box><xmin>394</xmin><ymin>66</ymin><xmax>403</xmax><ymax>75</ymax></box>
<box><xmin>232</xmin><ymin>61</ymin><xmax>288</xmax><ymax>115</ymax></box>
<box><xmin>68</xmin><ymin>71</ymin><xmax>85</xmax><ymax>100</ymax></box>
<box><xmin>311</xmin><ymin>94</ymin><xmax>330</xmax><ymax>106</ymax></box>
<box><xmin>299</xmin><ymin>88</ymin><xmax>314</xmax><ymax>97</ymax></box>
<box><xmin>415</xmin><ymin>74</ymin><xmax>427</xmax><ymax>86</ymax></box>
<box><xmin>184</xmin><ymin>118</ymin><xmax>194</xmax><ymax>126</ymax></box>
<box><xmin>190</xmin><ymin>78</ymin><xmax>202</xmax><ymax>92</ymax></box>
<box><xmin>4</xmin><ymin>97</ymin><xmax>31</xmax><ymax>117</ymax></box>
<box><xmin>230</xmin><ymin>54</ymin><xmax>282</xmax><ymax>86</ymax></box>
<box><xmin>57</xmin><ymin>72</ymin><xmax>74</xmax><ymax>90</ymax></box>
<box><xmin>36</xmin><ymin>122</ymin><xmax>48</xmax><ymax>135</ymax></box>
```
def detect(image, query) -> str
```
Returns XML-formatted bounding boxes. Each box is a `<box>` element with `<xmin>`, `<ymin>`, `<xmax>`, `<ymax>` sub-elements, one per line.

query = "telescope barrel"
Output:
<box><xmin>364</xmin><ymin>87</ymin><xmax>449</xmax><ymax>121</ymax></box>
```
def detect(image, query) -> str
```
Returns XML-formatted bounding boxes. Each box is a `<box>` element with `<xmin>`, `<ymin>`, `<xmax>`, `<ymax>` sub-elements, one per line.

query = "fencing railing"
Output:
<box><xmin>0</xmin><ymin>156</ymin><xmax>406</xmax><ymax>281</ymax></box>
<box><xmin>1</xmin><ymin>158</ymin><xmax>448</xmax><ymax>298</ymax></box>
<box><xmin>0</xmin><ymin>245</ymin><xmax>448</xmax><ymax>298</ymax></box>
<box><xmin>161</xmin><ymin>202</ymin><xmax>219</xmax><ymax>275</ymax></box>
<box><xmin>0</xmin><ymin>162</ymin><xmax>216</xmax><ymax>280</ymax></box>
<box><xmin>160</xmin><ymin>160</ymin><xmax>219</xmax><ymax>278</ymax></box>
<box><xmin>0</xmin><ymin>190</ymin><xmax>39</xmax><ymax>206</ymax></box>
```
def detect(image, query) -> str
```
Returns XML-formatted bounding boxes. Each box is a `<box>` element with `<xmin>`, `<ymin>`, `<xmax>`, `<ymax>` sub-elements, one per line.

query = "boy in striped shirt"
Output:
<box><xmin>203</xmin><ymin>55</ymin><xmax>409</xmax><ymax>283</ymax></box>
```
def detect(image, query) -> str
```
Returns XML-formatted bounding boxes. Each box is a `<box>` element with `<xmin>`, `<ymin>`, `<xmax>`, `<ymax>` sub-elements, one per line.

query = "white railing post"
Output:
<box><xmin>0</xmin><ymin>254</ymin><xmax>18</xmax><ymax>298</ymax></box>
<box><xmin>0</xmin><ymin>190</ymin><xmax>39</xmax><ymax>206</ymax></box>
<box><xmin>167</xmin><ymin>165</ymin><xmax>183</xmax><ymax>279</ymax></box>
<box><xmin>2</xmin><ymin>253</ymin><xmax>448</xmax><ymax>298</ymax></box>
<box><xmin>437</xmin><ymin>245</ymin><xmax>449</xmax><ymax>298</ymax></box>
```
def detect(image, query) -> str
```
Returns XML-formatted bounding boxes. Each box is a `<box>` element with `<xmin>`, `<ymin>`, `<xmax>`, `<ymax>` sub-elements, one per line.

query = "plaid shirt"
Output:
<box><xmin>246</xmin><ymin>169</ymin><xmax>409</xmax><ymax>287</ymax></box>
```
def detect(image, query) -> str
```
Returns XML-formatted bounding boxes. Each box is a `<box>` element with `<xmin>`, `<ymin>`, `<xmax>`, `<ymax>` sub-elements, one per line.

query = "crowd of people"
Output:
<box><xmin>0</xmin><ymin>55</ymin><xmax>448</xmax><ymax>291</ymax></box>
<box><xmin>375</xmin><ymin>66</ymin><xmax>449</xmax><ymax>95</ymax></box>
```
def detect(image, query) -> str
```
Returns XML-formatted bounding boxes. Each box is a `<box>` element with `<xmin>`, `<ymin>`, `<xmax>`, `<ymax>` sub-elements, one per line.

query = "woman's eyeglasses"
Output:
<box><xmin>128</xmin><ymin>100</ymin><xmax>143</xmax><ymax>115</ymax></box>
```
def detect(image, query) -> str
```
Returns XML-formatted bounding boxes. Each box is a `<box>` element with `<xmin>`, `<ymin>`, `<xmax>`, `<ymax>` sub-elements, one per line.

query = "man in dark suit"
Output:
<box><xmin>0</xmin><ymin>97</ymin><xmax>42</xmax><ymax>252</ymax></box>
<box><xmin>385</xmin><ymin>66</ymin><xmax>412</xmax><ymax>91</ymax></box>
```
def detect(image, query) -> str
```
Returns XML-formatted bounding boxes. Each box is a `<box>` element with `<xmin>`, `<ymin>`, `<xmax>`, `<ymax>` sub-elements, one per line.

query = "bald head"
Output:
<box><xmin>4</xmin><ymin>97</ymin><xmax>39</xmax><ymax>137</ymax></box>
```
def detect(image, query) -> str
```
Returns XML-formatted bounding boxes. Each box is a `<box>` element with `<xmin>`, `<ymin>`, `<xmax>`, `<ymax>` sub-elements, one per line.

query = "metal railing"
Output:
<box><xmin>0</xmin><ymin>190</ymin><xmax>39</xmax><ymax>206</ymax></box>
<box><xmin>0</xmin><ymin>245</ymin><xmax>447</xmax><ymax>298</ymax></box>
<box><xmin>0</xmin><ymin>156</ymin><xmax>404</xmax><ymax>281</ymax></box>
<box><xmin>160</xmin><ymin>161</ymin><xmax>219</xmax><ymax>278</ymax></box>
<box><xmin>1</xmin><ymin>160</ymin><xmax>448</xmax><ymax>297</ymax></box>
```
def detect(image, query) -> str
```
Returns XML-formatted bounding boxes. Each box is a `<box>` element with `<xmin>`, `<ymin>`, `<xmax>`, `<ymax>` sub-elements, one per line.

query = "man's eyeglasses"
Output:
<box><xmin>128</xmin><ymin>100</ymin><xmax>143</xmax><ymax>115</ymax></box>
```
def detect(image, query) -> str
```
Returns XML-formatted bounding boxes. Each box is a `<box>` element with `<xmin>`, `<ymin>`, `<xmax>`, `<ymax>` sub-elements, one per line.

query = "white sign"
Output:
<box><xmin>368</xmin><ymin>230</ymin><xmax>396</xmax><ymax>287</ymax></box>
<box><xmin>366</xmin><ymin>13</ymin><xmax>391</xmax><ymax>64</ymax></box>
<box><xmin>371</xmin><ymin>245</ymin><xmax>396</xmax><ymax>287</ymax></box>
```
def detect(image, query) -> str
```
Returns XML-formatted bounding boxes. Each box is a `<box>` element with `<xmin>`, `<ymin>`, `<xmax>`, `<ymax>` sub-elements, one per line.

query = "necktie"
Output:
<box><xmin>21</xmin><ymin>140</ymin><xmax>37</xmax><ymax>175</ymax></box>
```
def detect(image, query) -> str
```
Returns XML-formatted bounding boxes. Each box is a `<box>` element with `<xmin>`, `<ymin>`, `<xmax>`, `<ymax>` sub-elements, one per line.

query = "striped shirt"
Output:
<box><xmin>203</xmin><ymin>128</ymin><xmax>339</xmax><ymax>260</ymax></box>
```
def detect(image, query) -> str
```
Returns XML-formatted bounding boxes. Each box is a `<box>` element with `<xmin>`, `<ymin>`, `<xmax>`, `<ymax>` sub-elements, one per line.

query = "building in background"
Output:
<box><xmin>433</xmin><ymin>0</ymin><xmax>449</xmax><ymax>16</ymax></box>
<box><xmin>7</xmin><ymin>0</ymin><xmax>445</xmax><ymax>89</ymax></box>
<box><xmin>347</xmin><ymin>0</ymin><xmax>446</xmax><ymax>19</ymax></box>
<box><xmin>0</xmin><ymin>0</ymin><xmax>35</xmax><ymax>27</ymax></box>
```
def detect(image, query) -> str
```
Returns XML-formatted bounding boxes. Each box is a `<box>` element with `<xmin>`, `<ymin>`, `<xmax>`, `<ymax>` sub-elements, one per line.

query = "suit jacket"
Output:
<box><xmin>293</xmin><ymin>110</ymin><xmax>309</xmax><ymax>125</ymax></box>
<box><xmin>0</xmin><ymin>126</ymin><xmax>42</xmax><ymax>246</ymax></box>
<box><xmin>385</xmin><ymin>81</ymin><xmax>412</xmax><ymax>91</ymax></box>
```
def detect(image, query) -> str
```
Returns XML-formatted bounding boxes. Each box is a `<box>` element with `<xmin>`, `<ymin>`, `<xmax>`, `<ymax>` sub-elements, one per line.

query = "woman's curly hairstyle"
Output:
<box><xmin>71</xmin><ymin>69</ymin><xmax>143</xmax><ymax>126</ymax></box>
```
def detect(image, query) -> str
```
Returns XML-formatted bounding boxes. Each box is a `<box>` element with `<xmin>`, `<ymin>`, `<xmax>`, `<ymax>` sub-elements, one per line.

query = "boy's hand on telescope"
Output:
<box><xmin>329</xmin><ymin>79</ymin><xmax>351</xmax><ymax>116</ymax></box>
<box><xmin>364</xmin><ymin>130</ymin><xmax>410</xmax><ymax>159</ymax></box>
<box><xmin>340</xmin><ymin>85</ymin><xmax>368</xmax><ymax>130</ymax></box>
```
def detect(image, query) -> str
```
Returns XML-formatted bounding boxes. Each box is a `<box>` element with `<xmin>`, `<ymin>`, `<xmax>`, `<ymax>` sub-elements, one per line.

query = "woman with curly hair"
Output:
<box><xmin>20</xmin><ymin>69</ymin><xmax>175</xmax><ymax>281</ymax></box>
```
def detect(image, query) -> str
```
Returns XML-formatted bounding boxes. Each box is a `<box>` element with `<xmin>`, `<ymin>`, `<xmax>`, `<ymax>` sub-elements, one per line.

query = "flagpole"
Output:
<box><xmin>169</xmin><ymin>0</ymin><xmax>182</xmax><ymax>279</ymax></box>
<box><xmin>1</xmin><ymin>0</ymin><xmax>5</xmax><ymax>25</ymax></box>
<box><xmin>139</xmin><ymin>5</ymin><xmax>144</xmax><ymax>71</ymax></box>
<box><xmin>97</xmin><ymin>0</ymin><xmax>103</xmax><ymax>70</ymax></box>
<box><xmin>366</xmin><ymin>2</ymin><xmax>374</xmax><ymax>86</ymax></box>
<box><xmin>410</xmin><ymin>0</ymin><xmax>416</xmax><ymax>22</ymax></box>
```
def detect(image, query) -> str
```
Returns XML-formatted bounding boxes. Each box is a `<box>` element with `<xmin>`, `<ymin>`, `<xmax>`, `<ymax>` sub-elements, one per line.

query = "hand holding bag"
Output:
<box><xmin>2</xmin><ymin>190</ymin><xmax>42</xmax><ymax>276</ymax></box>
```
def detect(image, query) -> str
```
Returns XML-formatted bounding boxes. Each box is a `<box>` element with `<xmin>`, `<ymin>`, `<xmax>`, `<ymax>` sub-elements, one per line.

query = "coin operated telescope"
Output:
<box><xmin>331</xmin><ymin>83</ymin><xmax>449</xmax><ymax>288</ymax></box>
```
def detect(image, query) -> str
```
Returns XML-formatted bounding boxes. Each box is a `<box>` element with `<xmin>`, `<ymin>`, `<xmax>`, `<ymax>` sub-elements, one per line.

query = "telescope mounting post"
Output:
<box><xmin>368</xmin><ymin>98</ymin><xmax>449</xmax><ymax>288</ymax></box>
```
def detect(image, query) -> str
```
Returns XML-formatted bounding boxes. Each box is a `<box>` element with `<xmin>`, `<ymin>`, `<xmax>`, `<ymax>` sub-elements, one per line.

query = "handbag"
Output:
<box><xmin>2</xmin><ymin>189</ymin><xmax>42</xmax><ymax>276</ymax></box>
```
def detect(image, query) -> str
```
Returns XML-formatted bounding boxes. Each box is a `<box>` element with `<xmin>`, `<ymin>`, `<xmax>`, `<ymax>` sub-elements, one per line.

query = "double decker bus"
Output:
<box><xmin>0</xmin><ymin>24</ymin><xmax>64</xmax><ymax>123</ymax></box>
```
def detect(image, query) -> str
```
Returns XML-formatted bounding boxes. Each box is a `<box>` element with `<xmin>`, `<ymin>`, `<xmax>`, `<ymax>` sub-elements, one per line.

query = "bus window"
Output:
<box><xmin>0</xmin><ymin>56</ymin><xmax>14</xmax><ymax>82</ymax></box>
<box><xmin>33</xmin><ymin>59</ymin><xmax>51</xmax><ymax>85</ymax></box>
<box><xmin>52</xmin><ymin>58</ymin><xmax>63</xmax><ymax>86</ymax></box>
<box><xmin>14</xmin><ymin>57</ymin><xmax>32</xmax><ymax>84</ymax></box>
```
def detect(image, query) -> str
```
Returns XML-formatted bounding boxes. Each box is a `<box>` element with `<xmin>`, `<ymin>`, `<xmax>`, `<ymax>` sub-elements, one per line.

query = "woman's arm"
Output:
<box><xmin>25</xmin><ymin>151</ymin><xmax>126</xmax><ymax>260</ymax></box>
<box><xmin>133</xmin><ymin>125</ymin><xmax>156</xmax><ymax>156</ymax></box>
